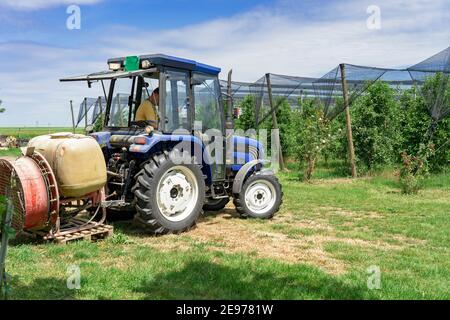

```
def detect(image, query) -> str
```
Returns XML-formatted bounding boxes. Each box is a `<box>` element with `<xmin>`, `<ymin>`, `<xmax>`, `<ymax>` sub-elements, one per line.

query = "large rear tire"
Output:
<box><xmin>233</xmin><ymin>173</ymin><xmax>282</xmax><ymax>219</ymax></box>
<box><xmin>133</xmin><ymin>151</ymin><xmax>205</xmax><ymax>234</ymax></box>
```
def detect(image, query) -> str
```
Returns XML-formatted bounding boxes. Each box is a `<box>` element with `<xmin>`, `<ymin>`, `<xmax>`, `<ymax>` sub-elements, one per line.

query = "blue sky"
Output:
<box><xmin>0</xmin><ymin>0</ymin><xmax>449</xmax><ymax>126</ymax></box>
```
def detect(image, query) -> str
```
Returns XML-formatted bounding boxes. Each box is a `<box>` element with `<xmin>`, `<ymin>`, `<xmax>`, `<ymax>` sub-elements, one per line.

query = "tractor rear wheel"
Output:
<box><xmin>133</xmin><ymin>151</ymin><xmax>205</xmax><ymax>234</ymax></box>
<box><xmin>203</xmin><ymin>197</ymin><xmax>230</xmax><ymax>211</ymax></box>
<box><xmin>233</xmin><ymin>173</ymin><xmax>282</xmax><ymax>219</ymax></box>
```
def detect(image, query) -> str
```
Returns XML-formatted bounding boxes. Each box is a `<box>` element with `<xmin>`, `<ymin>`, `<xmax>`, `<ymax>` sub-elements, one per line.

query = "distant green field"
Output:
<box><xmin>0</xmin><ymin>127</ymin><xmax>84</xmax><ymax>139</ymax></box>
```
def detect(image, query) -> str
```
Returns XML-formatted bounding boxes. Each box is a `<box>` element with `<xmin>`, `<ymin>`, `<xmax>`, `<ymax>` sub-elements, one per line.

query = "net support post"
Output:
<box><xmin>226</xmin><ymin>69</ymin><xmax>234</xmax><ymax>127</ymax></box>
<box><xmin>98</xmin><ymin>96</ymin><xmax>104</xmax><ymax>132</ymax></box>
<box><xmin>84</xmin><ymin>97</ymin><xmax>88</xmax><ymax>133</ymax></box>
<box><xmin>0</xmin><ymin>183</ymin><xmax>14</xmax><ymax>299</ymax></box>
<box><xmin>70</xmin><ymin>100</ymin><xmax>76</xmax><ymax>134</ymax></box>
<box><xmin>339</xmin><ymin>64</ymin><xmax>357</xmax><ymax>178</ymax></box>
<box><xmin>265</xmin><ymin>73</ymin><xmax>285</xmax><ymax>171</ymax></box>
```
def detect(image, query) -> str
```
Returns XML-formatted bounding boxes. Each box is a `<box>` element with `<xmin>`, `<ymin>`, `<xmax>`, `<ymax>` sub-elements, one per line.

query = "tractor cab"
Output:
<box><xmin>61</xmin><ymin>54</ymin><xmax>224</xmax><ymax>135</ymax></box>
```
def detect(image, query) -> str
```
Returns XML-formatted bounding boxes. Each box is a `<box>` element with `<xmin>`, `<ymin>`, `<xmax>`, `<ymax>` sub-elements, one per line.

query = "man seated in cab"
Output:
<box><xmin>135</xmin><ymin>87</ymin><xmax>159</xmax><ymax>129</ymax></box>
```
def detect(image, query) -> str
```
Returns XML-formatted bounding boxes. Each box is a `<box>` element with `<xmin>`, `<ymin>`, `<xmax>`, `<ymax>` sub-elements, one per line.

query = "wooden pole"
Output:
<box><xmin>266</xmin><ymin>73</ymin><xmax>285</xmax><ymax>171</ymax></box>
<box><xmin>98</xmin><ymin>96</ymin><xmax>103</xmax><ymax>131</ymax></box>
<box><xmin>226</xmin><ymin>69</ymin><xmax>233</xmax><ymax>127</ymax></box>
<box><xmin>84</xmin><ymin>97</ymin><xmax>88</xmax><ymax>133</ymax></box>
<box><xmin>339</xmin><ymin>64</ymin><xmax>357</xmax><ymax>178</ymax></box>
<box><xmin>226</xmin><ymin>70</ymin><xmax>233</xmax><ymax>167</ymax></box>
<box><xmin>70</xmin><ymin>100</ymin><xmax>75</xmax><ymax>134</ymax></box>
<box><xmin>0</xmin><ymin>178</ymin><xmax>14</xmax><ymax>300</ymax></box>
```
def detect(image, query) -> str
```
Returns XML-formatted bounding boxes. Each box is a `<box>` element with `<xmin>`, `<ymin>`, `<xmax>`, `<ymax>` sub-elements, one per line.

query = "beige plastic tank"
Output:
<box><xmin>28</xmin><ymin>132</ymin><xmax>107</xmax><ymax>198</ymax></box>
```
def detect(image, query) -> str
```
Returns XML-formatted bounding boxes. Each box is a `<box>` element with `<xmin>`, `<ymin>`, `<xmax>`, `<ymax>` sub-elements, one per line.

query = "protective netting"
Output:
<box><xmin>408</xmin><ymin>47</ymin><xmax>450</xmax><ymax>123</ymax></box>
<box><xmin>313</xmin><ymin>64</ymin><xmax>390</xmax><ymax>119</ymax></box>
<box><xmin>246</xmin><ymin>74</ymin><xmax>317</xmax><ymax>126</ymax></box>
<box><xmin>76</xmin><ymin>97</ymin><xmax>107</xmax><ymax>127</ymax></box>
<box><xmin>72</xmin><ymin>47</ymin><xmax>449</xmax><ymax>130</ymax></box>
<box><xmin>219</xmin><ymin>80</ymin><xmax>254</xmax><ymax>104</ymax></box>
<box><xmin>217</xmin><ymin>47</ymin><xmax>449</xmax><ymax>127</ymax></box>
<box><xmin>313</xmin><ymin>46</ymin><xmax>450</xmax><ymax>121</ymax></box>
<box><xmin>408</xmin><ymin>46</ymin><xmax>450</xmax><ymax>73</ymax></box>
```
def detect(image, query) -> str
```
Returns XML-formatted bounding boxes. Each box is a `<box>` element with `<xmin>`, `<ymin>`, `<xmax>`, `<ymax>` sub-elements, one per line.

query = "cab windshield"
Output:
<box><xmin>106</xmin><ymin>72</ymin><xmax>159</xmax><ymax>128</ymax></box>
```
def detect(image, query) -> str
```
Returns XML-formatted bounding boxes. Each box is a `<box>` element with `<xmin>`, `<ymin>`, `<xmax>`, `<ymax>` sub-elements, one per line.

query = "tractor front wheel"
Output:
<box><xmin>133</xmin><ymin>151</ymin><xmax>205</xmax><ymax>234</ymax></box>
<box><xmin>233</xmin><ymin>173</ymin><xmax>282</xmax><ymax>219</ymax></box>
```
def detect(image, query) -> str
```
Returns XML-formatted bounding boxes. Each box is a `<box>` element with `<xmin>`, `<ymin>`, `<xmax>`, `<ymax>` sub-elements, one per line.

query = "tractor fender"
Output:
<box><xmin>232</xmin><ymin>159</ymin><xmax>269</xmax><ymax>194</ymax></box>
<box><xmin>129</xmin><ymin>133</ymin><xmax>214</xmax><ymax>185</ymax></box>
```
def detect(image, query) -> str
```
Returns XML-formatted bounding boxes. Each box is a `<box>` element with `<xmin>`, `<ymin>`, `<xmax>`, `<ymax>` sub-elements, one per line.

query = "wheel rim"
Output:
<box><xmin>244</xmin><ymin>179</ymin><xmax>277</xmax><ymax>215</ymax></box>
<box><xmin>156</xmin><ymin>166</ymin><xmax>199</xmax><ymax>222</ymax></box>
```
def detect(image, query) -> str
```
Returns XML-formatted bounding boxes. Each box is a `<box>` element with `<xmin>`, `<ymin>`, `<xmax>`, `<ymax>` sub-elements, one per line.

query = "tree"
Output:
<box><xmin>292</xmin><ymin>99</ymin><xmax>333</xmax><ymax>181</ymax></box>
<box><xmin>350</xmin><ymin>81</ymin><xmax>403</xmax><ymax>171</ymax></box>
<box><xmin>260</xmin><ymin>97</ymin><xmax>294</xmax><ymax>158</ymax></box>
<box><xmin>400</xmin><ymin>73</ymin><xmax>450</xmax><ymax>171</ymax></box>
<box><xmin>234</xmin><ymin>95</ymin><xmax>256</xmax><ymax>132</ymax></box>
<box><xmin>0</xmin><ymin>100</ymin><xmax>5</xmax><ymax>113</ymax></box>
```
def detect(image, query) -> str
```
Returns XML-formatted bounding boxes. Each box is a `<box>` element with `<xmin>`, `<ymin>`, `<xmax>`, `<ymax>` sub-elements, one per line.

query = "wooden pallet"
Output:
<box><xmin>30</xmin><ymin>218</ymin><xmax>114</xmax><ymax>245</ymax></box>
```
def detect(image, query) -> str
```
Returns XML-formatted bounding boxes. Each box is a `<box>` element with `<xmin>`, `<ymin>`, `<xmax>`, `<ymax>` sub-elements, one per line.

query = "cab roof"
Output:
<box><xmin>108</xmin><ymin>54</ymin><xmax>221</xmax><ymax>75</ymax></box>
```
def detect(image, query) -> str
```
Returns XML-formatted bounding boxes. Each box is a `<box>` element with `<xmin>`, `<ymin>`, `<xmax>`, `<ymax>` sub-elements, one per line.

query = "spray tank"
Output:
<box><xmin>0</xmin><ymin>133</ymin><xmax>108</xmax><ymax>237</ymax></box>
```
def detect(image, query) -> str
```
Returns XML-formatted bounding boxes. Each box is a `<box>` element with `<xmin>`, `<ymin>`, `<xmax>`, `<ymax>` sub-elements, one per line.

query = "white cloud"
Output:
<box><xmin>0</xmin><ymin>0</ymin><xmax>102</xmax><ymax>11</ymax></box>
<box><xmin>101</xmin><ymin>0</ymin><xmax>449</xmax><ymax>79</ymax></box>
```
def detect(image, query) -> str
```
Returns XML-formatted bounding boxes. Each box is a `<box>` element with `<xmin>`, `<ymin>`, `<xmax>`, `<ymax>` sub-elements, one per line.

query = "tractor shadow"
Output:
<box><xmin>8</xmin><ymin>276</ymin><xmax>77</xmax><ymax>300</ymax></box>
<box><xmin>112</xmin><ymin>206</ymin><xmax>241</xmax><ymax>238</ymax></box>
<box><xmin>133</xmin><ymin>260</ymin><xmax>376</xmax><ymax>300</ymax></box>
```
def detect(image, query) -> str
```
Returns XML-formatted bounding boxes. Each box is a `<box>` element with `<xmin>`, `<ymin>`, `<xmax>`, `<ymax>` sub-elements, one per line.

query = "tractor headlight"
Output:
<box><xmin>141</xmin><ymin>59</ymin><xmax>152</xmax><ymax>69</ymax></box>
<box><xmin>108</xmin><ymin>62</ymin><xmax>122</xmax><ymax>71</ymax></box>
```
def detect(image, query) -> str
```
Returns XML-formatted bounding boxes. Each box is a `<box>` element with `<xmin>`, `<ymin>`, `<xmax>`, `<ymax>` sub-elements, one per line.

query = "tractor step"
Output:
<box><xmin>27</xmin><ymin>218</ymin><xmax>114</xmax><ymax>245</ymax></box>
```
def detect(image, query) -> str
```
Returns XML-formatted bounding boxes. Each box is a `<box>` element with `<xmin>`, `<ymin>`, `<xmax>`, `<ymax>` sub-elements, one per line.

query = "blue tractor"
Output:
<box><xmin>61</xmin><ymin>54</ymin><xmax>283</xmax><ymax>234</ymax></box>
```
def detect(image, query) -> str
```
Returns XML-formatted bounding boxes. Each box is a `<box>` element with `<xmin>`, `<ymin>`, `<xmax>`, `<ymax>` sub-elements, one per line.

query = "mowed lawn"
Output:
<box><xmin>3</xmin><ymin>161</ymin><xmax>450</xmax><ymax>300</ymax></box>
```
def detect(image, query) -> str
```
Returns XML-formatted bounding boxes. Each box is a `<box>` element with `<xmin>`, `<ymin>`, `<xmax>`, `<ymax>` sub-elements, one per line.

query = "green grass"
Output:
<box><xmin>3</xmin><ymin>167</ymin><xmax>450</xmax><ymax>300</ymax></box>
<box><xmin>0</xmin><ymin>148</ymin><xmax>21</xmax><ymax>157</ymax></box>
<box><xmin>0</xmin><ymin>127</ymin><xmax>83</xmax><ymax>140</ymax></box>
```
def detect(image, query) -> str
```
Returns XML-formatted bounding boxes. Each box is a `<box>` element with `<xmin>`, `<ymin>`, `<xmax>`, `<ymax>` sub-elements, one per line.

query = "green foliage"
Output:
<box><xmin>399</xmin><ymin>73</ymin><xmax>450</xmax><ymax>172</ymax></box>
<box><xmin>399</xmin><ymin>144</ymin><xmax>434</xmax><ymax>194</ymax></box>
<box><xmin>419</xmin><ymin>73</ymin><xmax>450</xmax><ymax>171</ymax></box>
<box><xmin>0</xmin><ymin>196</ymin><xmax>5</xmax><ymax>223</ymax></box>
<box><xmin>292</xmin><ymin>99</ymin><xmax>334</xmax><ymax>181</ymax></box>
<box><xmin>234</xmin><ymin>95</ymin><xmax>256</xmax><ymax>132</ymax></box>
<box><xmin>350</xmin><ymin>81</ymin><xmax>403</xmax><ymax>172</ymax></box>
<box><xmin>399</xmin><ymin>86</ymin><xmax>430</xmax><ymax>156</ymax></box>
<box><xmin>325</xmin><ymin>74</ymin><xmax>448</xmax><ymax>176</ymax></box>
<box><xmin>107</xmin><ymin>232</ymin><xmax>133</xmax><ymax>245</ymax></box>
<box><xmin>322</xmin><ymin>111</ymin><xmax>347</xmax><ymax>164</ymax></box>
<box><xmin>195</xmin><ymin>102</ymin><xmax>221</xmax><ymax>130</ymax></box>
<box><xmin>93</xmin><ymin>113</ymin><xmax>104</xmax><ymax>132</ymax></box>
<box><xmin>0</xmin><ymin>196</ymin><xmax>15</xmax><ymax>239</ymax></box>
<box><xmin>259</xmin><ymin>97</ymin><xmax>295</xmax><ymax>158</ymax></box>
<box><xmin>421</xmin><ymin>72</ymin><xmax>450</xmax><ymax>117</ymax></box>
<box><xmin>0</xmin><ymin>100</ymin><xmax>4</xmax><ymax>113</ymax></box>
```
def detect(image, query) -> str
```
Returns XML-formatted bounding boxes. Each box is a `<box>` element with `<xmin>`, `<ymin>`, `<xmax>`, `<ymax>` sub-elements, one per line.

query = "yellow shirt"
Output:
<box><xmin>135</xmin><ymin>99</ymin><xmax>158</xmax><ymax>126</ymax></box>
